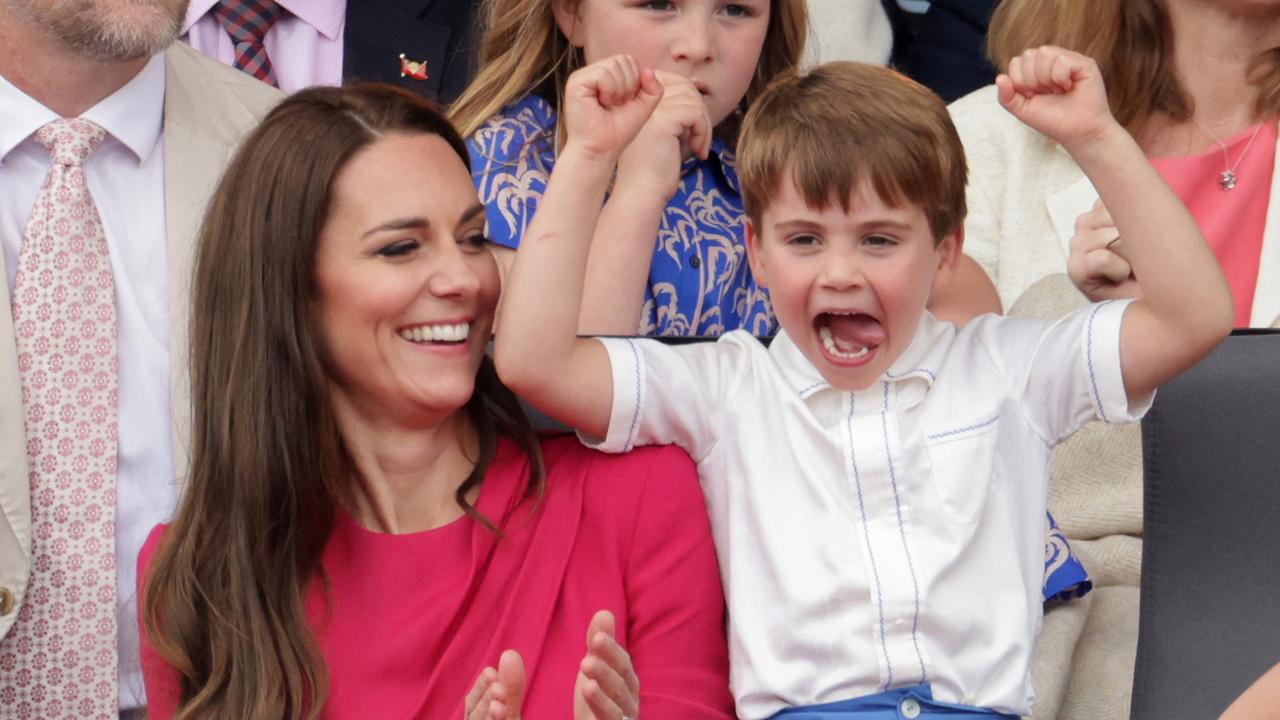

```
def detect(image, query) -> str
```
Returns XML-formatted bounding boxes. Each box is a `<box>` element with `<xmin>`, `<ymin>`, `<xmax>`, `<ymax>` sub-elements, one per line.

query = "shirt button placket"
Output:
<box><xmin>900</xmin><ymin>697</ymin><xmax>922</xmax><ymax>719</ymax></box>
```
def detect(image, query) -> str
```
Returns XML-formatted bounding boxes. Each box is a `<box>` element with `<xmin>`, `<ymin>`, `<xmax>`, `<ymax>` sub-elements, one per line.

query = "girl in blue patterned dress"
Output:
<box><xmin>451</xmin><ymin>0</ymin><xmax>808</xmax><ymax>337</ymax></box>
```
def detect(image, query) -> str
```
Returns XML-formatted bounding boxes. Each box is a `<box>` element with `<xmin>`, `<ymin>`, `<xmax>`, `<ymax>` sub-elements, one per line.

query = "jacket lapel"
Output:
<box><xmin>162</xmin><ymin>43</ymin><xmax>266</xmax><ymax>479</ymax></box>
<box><xmin>0</xmin><ymin>232</ymin><xmax>31</xmax><ymax>638</ymax></box>
<box><xmin>1044</xmin><ymin>171</ymin><xmax>1099</xmax><ymax>263</ymax></box>
<box><xmin>343</xmin><ymin>0</ymin><xmax>457</xmax><ymax>102</ymax></box>
<box><xmin>1250</xmin><ymin>128</ymin><xmax>1280</xmax><ymax>327</ymax></box>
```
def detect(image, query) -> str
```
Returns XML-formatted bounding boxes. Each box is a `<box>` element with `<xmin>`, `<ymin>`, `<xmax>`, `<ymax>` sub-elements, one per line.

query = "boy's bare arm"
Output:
<box><xmin>997</xmin><ymin>47</ymin><xmax>1233</xmax><ymax>401</ymax></box>
<box><xmin>493</xmin><ymin>56</ymin><xmax>665</xmax><ymax>439</ymax></box>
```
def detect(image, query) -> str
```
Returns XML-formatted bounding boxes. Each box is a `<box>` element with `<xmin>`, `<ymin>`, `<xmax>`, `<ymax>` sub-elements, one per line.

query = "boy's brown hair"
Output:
<box><xmin>737</xmin><ymin>61</ymin><xmax>967</xmax><ymax>244</ymax></box>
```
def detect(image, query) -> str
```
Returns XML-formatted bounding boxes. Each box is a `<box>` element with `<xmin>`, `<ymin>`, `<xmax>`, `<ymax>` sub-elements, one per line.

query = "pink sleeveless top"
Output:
<box><xmin>1150</xmin><ymin>120</ymin><xmax>1276</xmax><ymax>327</ymax></box>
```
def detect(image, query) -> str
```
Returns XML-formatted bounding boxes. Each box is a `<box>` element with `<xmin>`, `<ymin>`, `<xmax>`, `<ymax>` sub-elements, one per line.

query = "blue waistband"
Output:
<box><xmin>770</xmin><ymin>684</ymin><xmax>1018</xmax><ymax>719</ymax></box>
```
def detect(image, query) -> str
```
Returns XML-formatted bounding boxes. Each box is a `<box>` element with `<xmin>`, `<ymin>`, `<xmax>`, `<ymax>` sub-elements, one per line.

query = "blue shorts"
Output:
<box><xmin>770</xmin><ymin>684</ymin><xmax>1017</xmax><ymax>719</ymax></box>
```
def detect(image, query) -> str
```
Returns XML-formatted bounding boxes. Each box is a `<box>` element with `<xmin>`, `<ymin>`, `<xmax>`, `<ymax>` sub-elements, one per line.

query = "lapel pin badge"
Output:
<box><xmin>399</xmin><ymin>54</ymin><xmax>429</xmax><ymax>81</ymax></box>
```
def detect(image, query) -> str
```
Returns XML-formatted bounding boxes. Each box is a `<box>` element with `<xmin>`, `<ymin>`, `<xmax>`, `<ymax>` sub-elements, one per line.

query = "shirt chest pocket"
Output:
<box><xmin>924</xmin><ymin>413</ymin><xmax>1000</xmax><ymax>525</ymax></box>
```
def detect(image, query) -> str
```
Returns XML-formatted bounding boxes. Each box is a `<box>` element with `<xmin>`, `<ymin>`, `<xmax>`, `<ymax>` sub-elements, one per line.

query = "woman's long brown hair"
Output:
<box><xmin>987</xmin><ymin>0</ymin><xmax>1280</xmax><ymax>132</ymax></box>
<box><xmin>142</xmin><ymin>84</ymin><xmax>545</xmax><ymax>720</ymax></box>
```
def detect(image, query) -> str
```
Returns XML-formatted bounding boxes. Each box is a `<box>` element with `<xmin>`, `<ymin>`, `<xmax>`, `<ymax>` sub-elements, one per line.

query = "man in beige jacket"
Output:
<box><xmin>0</xmin><ymin>1</ymin><xmax>280</xmax><ymax>716</ymax></box>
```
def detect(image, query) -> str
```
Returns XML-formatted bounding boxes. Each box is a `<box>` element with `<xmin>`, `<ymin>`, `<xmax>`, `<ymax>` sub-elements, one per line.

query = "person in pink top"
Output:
<box><xmin>951</xmin><ymin>0</ymin><xmax>1280</xmax><ymax>328</ymax></box>
<box><xmin>136</xmin><ymin>83</ymin><xmax>732</xmax><ymax>720</ymax></box>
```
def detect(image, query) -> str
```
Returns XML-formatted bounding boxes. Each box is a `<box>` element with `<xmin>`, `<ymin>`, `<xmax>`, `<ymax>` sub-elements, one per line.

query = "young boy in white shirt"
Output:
<box><xmin>491</xmin><ymin>49</ymin><xmax>1234</xmax><ymax>718</ymax></box>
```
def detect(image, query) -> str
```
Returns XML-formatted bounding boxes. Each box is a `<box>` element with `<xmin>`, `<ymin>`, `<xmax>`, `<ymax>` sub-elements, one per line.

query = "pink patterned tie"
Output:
<box><xmin>0</xmin><ymin>118</ymin><xmax>119</xmax><ymax>718</ymax></box>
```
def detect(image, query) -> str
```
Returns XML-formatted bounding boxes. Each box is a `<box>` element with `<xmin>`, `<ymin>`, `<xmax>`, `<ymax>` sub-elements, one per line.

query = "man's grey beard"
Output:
<box><xmin>5</xmin><ymin>0</ymin><xmax>190</xmax><ymax>61</ymax></box>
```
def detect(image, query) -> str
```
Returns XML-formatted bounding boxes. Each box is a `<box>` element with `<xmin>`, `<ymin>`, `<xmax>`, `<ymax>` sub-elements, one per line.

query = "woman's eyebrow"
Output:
<box><xmin>361</xmin><ymin>217</ymin><xmax>429</xmax><ymax>239</ymax></box>
<box><xmin>457</xmin><ymin>203</ymin><xmax>485</xmax><ymax>226</ymax></box>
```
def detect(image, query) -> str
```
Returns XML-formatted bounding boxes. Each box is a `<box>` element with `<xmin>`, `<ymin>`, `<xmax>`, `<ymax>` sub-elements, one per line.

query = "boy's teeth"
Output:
<box><xmin>819</xmin><ymin>326</ymin><xmax>869</xmax><ymax>360</ymax></box>
<box><xmin>399</xmin><ymin>322</ymin><xmax>470</xmax><ymax>343</ymax></box>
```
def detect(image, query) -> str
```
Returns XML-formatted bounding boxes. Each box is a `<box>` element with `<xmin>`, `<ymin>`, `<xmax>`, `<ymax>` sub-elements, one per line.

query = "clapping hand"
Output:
<box><xmin>996</xmin><ymin>46</ymin><xmax>1118</xmax><ymax>154</ymax></box>
<box><xmin>562</xmin><ymin>55</ymin><xmax>665</xmax><ymax>164</ymax></box>
<box><xmin>573</xmin><ymin>611</ymin><xmax>640</xmax><ymax>720</ymax></box>
<box><xmin>462</xmin><ymin>611</ymin><xmax>640</xmax><ymax>720</ymax></box>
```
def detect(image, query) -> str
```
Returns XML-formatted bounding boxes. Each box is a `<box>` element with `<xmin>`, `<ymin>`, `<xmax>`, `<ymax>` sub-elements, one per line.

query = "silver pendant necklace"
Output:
<box><xmin>1195</xmin><ymin>120</ymin><xmax>1265</xmax><ymax>191</ymax></box>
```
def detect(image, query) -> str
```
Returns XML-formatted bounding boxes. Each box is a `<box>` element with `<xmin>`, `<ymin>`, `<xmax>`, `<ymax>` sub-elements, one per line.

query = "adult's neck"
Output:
<box><xmin>331</xmin><ymin>392</ymin><xmax>482</xmax><ymax>535</ymax></box>
<box><xmin>1151</xmin><ymin>0</ymin><xmax>1280</xmax><ymax>147</ymax></box>
<box><xmin>0</xmin><ymin>3</ymin><xmax>150</xmax><ymax>117</ymax></box>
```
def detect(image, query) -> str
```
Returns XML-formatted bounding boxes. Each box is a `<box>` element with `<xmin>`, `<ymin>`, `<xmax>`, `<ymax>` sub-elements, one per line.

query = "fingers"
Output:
<box><xmin>496</xmin><ymin>649</ymin><xmax>526</xmax><ymax>718</ymax></box>
<box><xmin>1074</xmin><ymin>199</ymin><xmax>1114</xmax><ymax>234</ymax></box>
<box><xmin>1083</xmin><ymin>247</ymin><xmax>1133</xmax><ymax>284</ymax></box>
<box><xmin>1002</xmin><ymin>46</ymin><xmax>1095</xmax><ymax>98</ymax></box>
<box><xmin>637</xmin><ymin>68</ymin><xmax>664</xmax><ymax>112</ymax></box>
<box><xmin>577</xmin><ymin>610</ymin><xmax>640</xmax><ymax>719</ymax></box>
<box><xmin>1068</xmin><ymin>201</ymin><xmax>1133</xmax><ymax>296</ymax></box>
<box><xmin>647</xmin><ymin>71</ymin><xmax>713</xmax><ymax>160</ymax></box>
<box><xmin>464</xmin><ymin>667</ymin><xmax>497</xmax><ymax>720</ymax></box>
<box><xmin>594</xmin><ymin>55</ymin><xmax>641</xmax><ymax>109</ymax></box>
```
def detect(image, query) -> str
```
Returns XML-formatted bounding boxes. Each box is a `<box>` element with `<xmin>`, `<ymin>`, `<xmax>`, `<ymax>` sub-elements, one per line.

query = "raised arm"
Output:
<box><xmin>997</xmin><ymin>47</ymin><xmax>1234</xmax><ymax>401</ymax></box>
<box><xmin>493</xmin><ymin>56</ymin><xmax>665</xmax><ymax>439</ymax></box>
<box><xmin>579</xmin><ymin>71</ymin><xmax>712</xmax><ymax>334</ymax></box>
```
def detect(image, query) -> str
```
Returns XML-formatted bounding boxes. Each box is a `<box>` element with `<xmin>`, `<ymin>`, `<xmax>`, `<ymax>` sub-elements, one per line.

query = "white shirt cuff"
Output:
<box><xmin>1084</xmin><ymin>299</ymin><xmax>1154</xmax><ymax>423</ymax></box>
<box><xmin>575</xmin><ymin>337</ymin><xmax>644</xmax><ymax>453</ymax></box>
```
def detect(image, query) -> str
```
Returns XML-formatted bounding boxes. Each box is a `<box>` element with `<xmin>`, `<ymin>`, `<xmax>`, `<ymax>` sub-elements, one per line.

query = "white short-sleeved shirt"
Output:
<box><xmin>588</xmin><ymin>300</ymin><xmax>1149</xmax><ymax>718</ymax></box>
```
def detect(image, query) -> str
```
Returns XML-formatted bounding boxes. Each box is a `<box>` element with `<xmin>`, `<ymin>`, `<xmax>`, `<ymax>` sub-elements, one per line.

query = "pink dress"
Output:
<box><xmin>1151</xmin><ymin>120</ymin><xmax>1276</xmax><ymax>327</ymax></box>
<box><xmin>138</xmin><ymin>436</ymin><xmax>733</xmax><ymax>719</ymax></box>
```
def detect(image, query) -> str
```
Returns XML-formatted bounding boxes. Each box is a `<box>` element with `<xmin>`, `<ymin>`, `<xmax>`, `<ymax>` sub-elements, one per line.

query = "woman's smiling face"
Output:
<box><xmin>313</xmin><ymin>132</ymin><xmax>499</xmax><ymax>425</ymax></box>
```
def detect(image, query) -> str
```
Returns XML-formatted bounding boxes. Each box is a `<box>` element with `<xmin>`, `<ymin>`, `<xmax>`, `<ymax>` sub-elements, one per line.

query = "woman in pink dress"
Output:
<box><xmin>136</xmin><ymin>84</ymin><xmax>732</xmax><ymax>720</ymax></box>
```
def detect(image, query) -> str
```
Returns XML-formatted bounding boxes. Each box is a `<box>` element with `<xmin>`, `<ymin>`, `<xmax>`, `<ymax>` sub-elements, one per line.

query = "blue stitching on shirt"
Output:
<box><xmin>925</xmin><ymin>414</ymin><xmax>1000</xmax><ymax>441</ymax></box>
<box><xmin>624</xmin><ymin>339</ymin><xmax>642</xmax><ymax>452</ymax></box>
<box><xmin>883</xmin><ymin>383</ymin><xmax>928</xmax><ymax>685</ymax></box>
<box><xmin>797</xmin><ymin>381</ymin><xmax>826</xmax><ymax>397</ymax></box>
<box><xmin>1086</xmin><ymin>301</ymin><xmax>1111</xmax><ymax>424</ymax></box>
<box><xmin>848</xmin><ymin>395</ymin><xmax>894</xmax><ymax>690</ymax></box>
<box><xmin>884</xmin><ymin>367</ymin><xmax>937</xmax><ymax>382</ymax></box>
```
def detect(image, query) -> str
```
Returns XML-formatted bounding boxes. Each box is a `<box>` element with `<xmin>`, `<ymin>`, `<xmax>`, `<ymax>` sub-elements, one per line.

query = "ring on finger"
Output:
<box><xmin>1106</xmin><ymin>236</ymin><xmax>1121</xmax><ymax>249</ymax></box>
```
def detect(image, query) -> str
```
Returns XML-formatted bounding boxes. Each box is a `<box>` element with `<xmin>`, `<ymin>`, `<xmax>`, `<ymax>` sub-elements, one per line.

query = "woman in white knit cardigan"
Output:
<box><xmin>947</xmin><ymin>2</ymin><xmax>1280</xmax><ymax>718</ymax></box>
<box><xmin>951</xmin><ymin>0</ymin><xmax>1280</xmax><ymax>329</ymax></box>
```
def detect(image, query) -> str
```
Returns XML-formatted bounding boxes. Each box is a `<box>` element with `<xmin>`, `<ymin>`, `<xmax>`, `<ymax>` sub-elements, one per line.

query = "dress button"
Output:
<box><xmin>0</xmin><ymin>587</ymin><xmax>14</xmax><ymax>615</ymax></box>
<box><xmin>900</xmin><ymin>698</ymin><xmax>921</xmax><ymax>719</ymax></box>
<box><xmin>690</xmin><ymin>254</ymin><xmax>702</xmax><ymax>269</ymax></box>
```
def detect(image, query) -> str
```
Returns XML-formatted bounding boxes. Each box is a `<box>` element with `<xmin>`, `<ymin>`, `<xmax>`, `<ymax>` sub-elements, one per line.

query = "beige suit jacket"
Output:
<box><xmin>951</xmin><ymin>84</ymin><xmax>1280</xmax><ymax>329</ymax></box>
<box><xmin>0</xmin><ymin>42</ymin><xmax>281</xmax><ymax>638</ymax></box>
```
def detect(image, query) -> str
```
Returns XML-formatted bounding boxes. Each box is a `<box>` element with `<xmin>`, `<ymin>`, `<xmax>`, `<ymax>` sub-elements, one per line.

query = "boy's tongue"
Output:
<box><xmin>826</xmin><ymin>313</ymin><xmax>886</xmax><ymax>352</ymax></box>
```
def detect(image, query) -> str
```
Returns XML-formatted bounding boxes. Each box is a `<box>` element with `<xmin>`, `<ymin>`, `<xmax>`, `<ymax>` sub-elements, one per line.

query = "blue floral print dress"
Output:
<box><xmin>467</xmin><ymin>94</ymin><xmax>776</xmax><ymax>336</ymax></box>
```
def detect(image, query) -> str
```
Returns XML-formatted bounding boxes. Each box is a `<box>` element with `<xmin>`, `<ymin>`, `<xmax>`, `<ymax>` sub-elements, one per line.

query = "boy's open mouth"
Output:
<box><xmin>816</xmin><ymin>312</ymin><xmax>885</xmax><ymax>361</ymax></box>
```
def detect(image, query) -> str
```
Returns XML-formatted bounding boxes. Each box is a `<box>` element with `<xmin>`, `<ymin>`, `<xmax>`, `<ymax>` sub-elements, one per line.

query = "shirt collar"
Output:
<box><xmin>184</xmin><ymin>0</ymin><xmax>345</xmax><ymax>39</ymax></box>
<box><xmin>81</xmin><ymin>54</ymin><xmax>166</xmax><ymax>165</ymax></box>
<box><xmin>0</xmin><ymin>53</ymin><xmax>164</xmax><ymax>167</ymax></box>
<box><xmin>679</xmin><ymin>136</ymin><xmax>739</xmax><ymax>192</ymax></box>
<box><xmin>769</xmin><ymin>311</ymin><xmax>955</xmax><ymax>401</ymax></box>
<box><xmin>0</xmin><ymin>71</ymin><xmax>59</xmax><ymax>167</ymax></box>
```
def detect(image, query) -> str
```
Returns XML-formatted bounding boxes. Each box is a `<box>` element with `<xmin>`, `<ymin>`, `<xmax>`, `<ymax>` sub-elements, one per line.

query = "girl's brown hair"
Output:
<box><xmin>987</xmin><ymin>0</ymin><xmax>1280</xmax><ymax>130</ymax></box>
<box><xmin>448</xmin><ymin>0</ymin><xmax>809</xmax><ymax>142</ymax></box>
<box><xmin>142</xmin><ymin>84</ymin><xmax>544</xmax><ymax>720</ymax></box>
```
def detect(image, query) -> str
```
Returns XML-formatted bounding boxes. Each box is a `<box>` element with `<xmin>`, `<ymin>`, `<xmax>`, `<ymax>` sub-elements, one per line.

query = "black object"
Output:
<box><xmin>905</xmin><ymin>0</ymin><xmax>999</xmax><ymax>103</ymax></box>
<box><xmin>1132</xmin><ymin>329</ymin><xmax>1280</xmax><ymax>720</ymax></box>
<box><xmin>344</xmin><ymin>0</ymin><xmax>481</xmax><ymax>104</ymax></box>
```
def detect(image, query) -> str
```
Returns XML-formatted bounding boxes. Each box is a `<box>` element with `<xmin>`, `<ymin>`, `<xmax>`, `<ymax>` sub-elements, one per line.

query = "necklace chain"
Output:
<box><xmin>1194</xmin><ymin>120</ymin><xmax>1265</xmax><ymax>191</ymax></box>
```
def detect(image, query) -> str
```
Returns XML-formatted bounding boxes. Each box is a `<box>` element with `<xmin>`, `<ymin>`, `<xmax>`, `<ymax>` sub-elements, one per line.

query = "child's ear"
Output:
<box><xmin>929</xmin><ymin>225</ymin><xmax>964</xmax><ymax>296</ymax></box>
<box><xmin>745</xmin><ymin>216</ymin><xmax>770</xmax><ymax>289</ymax></box>
<box><xmin>552</xmin><ymin>0</ymin><xmax>585</xmax><ymax>48</ymax></box>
